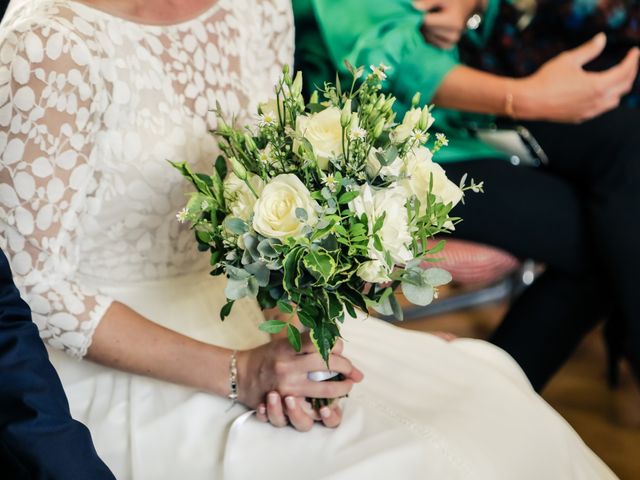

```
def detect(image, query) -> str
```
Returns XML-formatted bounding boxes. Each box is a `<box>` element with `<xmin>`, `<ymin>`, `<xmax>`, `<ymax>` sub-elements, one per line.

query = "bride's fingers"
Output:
<box><xmin>284</xmin><ymin>396</ymin><xmax>315</xmax><ymax>432</ymax></box>
<box><xmin>331</xmin><ymin>338</ymin><xmax>344</xmax><ymax>355</ymax></box>
<box><xmin>255</xmin><ymin>403</ymin><xmax>268</xmax><ymax>422</ymax></box>
<box><xmin>266</xmin><ymin>391</ymin><xmax>288</xmax><ymax>428</ymax></box>
<box><xmin>431</xmin><ymin>331</ymin><xmax>458</xmax><ymax>342</ymax></box>
<box><xmin>296</xmin><ymin>378</ymin><xmax>355</xmax><ymax>399</ymax></box>
<box><xmin>319</xmin><ymin>404</ymin><xmax>342</xmax><ymax>429</ymax></box>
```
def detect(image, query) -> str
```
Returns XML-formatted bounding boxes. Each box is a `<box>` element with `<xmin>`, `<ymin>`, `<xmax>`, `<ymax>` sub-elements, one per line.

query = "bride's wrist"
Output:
<box><xmin>198</xmin><ymin>345</ymin><xmax>237</xmax><ymax>398</ymax></box>
<box><xmin>234</xmin><ymin>349</ymin><xmax>254</xmax><ymax>406</ymax></box>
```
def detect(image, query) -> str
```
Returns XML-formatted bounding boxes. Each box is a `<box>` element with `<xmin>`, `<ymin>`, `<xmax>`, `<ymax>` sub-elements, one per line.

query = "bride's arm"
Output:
<box><xmin>87</xmin><ymin>302</ymin><xmax>362</xmax><ymax>408</ymax></box>
<box><xmin>0</xmin><ymin>19</ymin><xmax>362</xmax><ymax>420</ymax></box>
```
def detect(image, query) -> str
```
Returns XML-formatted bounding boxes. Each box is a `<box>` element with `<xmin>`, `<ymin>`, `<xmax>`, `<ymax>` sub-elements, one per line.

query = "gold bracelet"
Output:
<box><xmin>505</xmin><ymin>89</ymin><xmax>516</xmax><ymax>119</ymax></box>
<box><xmin>228</xmin><ymin>350</ymin><xmax>238</xmax><ymax>406</ymax></box>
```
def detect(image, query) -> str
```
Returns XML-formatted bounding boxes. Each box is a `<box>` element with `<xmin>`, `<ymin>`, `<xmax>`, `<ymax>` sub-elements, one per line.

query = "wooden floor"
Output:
<box><xmin>398</xmin><ymin>300</ymin><xmax>640</xmax><ymax>479</ymax></box>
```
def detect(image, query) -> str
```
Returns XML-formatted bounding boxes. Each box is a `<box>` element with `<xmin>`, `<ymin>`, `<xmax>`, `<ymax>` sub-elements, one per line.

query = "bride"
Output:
<box><xmin>0</xmin><ymin>0</ymin><xmax>617</xmax><ymax>478</ymax></box>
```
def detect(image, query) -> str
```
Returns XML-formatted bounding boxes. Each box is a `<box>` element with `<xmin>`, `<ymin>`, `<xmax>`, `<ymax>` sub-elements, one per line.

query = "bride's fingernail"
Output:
<box><xmin>258</xmin><ymin>404</ymin><xmax>266</xmax><ymax>414</ymax></box>
<box><xmin>320</xmin><ymin>407</ymin><xmax>331</xmax><ymax>419</ymax></box>
<box><xmin>284</xmin><ymin>396</ymin><xmax>296</xmax><ymax>410</ymax></box>
<box><xmin>268</xmin><ymin>392</ymin><xmax>279</xmax><ymax>405</ymax></box>
<box><xmin>301</xmin><ymin>401</ymin><xmax>315</xmax><ymax>415</ymax></box>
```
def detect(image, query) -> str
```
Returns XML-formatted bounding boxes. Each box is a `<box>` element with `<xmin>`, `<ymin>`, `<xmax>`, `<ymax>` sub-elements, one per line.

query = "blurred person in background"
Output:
<box><xmin>293</xmin><ymin>0</ymin><xmax>640</xmax><ymax>394</ymax></box>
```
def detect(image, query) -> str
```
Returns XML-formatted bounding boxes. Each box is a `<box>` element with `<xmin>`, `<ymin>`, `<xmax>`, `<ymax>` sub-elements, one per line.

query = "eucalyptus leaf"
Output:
<box><xmin>247</xmin><ymin>276</ymin><xmax>259</xmax><ymax>297</ymax></box>
<box><xmin>241</xmin><ymin>234</ymin><xmax>258</xmax><ymax>261</ymax></box>
<box><xmin>226</xmin><ymin>265</ymin><xmax>252</xmax><ymax>280</ymax></box>
<box><xmin>257</xmin><ymin>239</ymin><xmax>278</xmax><ymax>258</ymax></box>
<box><xmin>295</xmin><ymin>207</ymin><xmax>308</xmax><ymax>221</ymax></box>
<box><xmin>224</xmin><ymin>217</ymin><xmax>248</xmax><ymax>235</ymax></box>
<box><xmin>402</xmin><ymin>282</ymin><xmax>434</xmax><ymax>306</ymax></box>
<box><xmin>224</xmin><ymin>278</ymin><xmax>250</xmax><ymax>300</ymax></box>
<box><xmin>245</xmin><ymin>262</ymin><xmax>270</xmax><ymax>287</ymax></box>
<box><xmin>423</xmin><ymin>268</ymin><xmax>452</xmax><ymax>287</ymax></box>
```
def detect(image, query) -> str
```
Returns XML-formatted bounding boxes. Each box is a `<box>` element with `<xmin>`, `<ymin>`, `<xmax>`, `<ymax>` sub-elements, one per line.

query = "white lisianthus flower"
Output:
<box><xmin>351</xmin><ymin>184</ymin><xmax>413</xmax><ymax>269</ymax></box>
<box><xmin>391</xmin><ymin>108</ymin><xmax>435</xmax><ymax>143</ymax></box>
<box><xmin>224</xmin><ymin>172</ymin><xmax>265</xmax><ymax>221</ymax></box>
<box><xmin>259</xmin><ymin>97</ymin><xmax>283</xmax><ymax>119</ymax></box>
<box><xmin>357</xmin><ymin>258</ymin><xmax>391</xmax><ymax>283</ymax></box>
<box><xmin>252</xmin><ymin>174</ymin><xmax>319</xmax><ymax>240</ymax></box>
<box><xmin>402</xmin><ymin>146</ymin><xmax>463</xmax><ymax>212</ymax></box>
<box><xmin>294</xmin><ymin>107</ymin><xmax>343</xmax><ymax>170</ymax></box>
<box><xmin>366</xmin><ymin>147</ymin><xmax>403</xmax><ymax>179</ymax></box>
<box><xmin>390</xmin><ymin>108</ymin><xmax>422</xmax><ymax>143</ymax></box>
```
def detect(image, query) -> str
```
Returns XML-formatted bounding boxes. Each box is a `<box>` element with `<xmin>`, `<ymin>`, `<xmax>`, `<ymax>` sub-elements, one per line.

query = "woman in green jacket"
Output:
<box><xmin>293</xmin><ymin>0</ymin><xmax>640</xmax><ymax>392</ymax></box>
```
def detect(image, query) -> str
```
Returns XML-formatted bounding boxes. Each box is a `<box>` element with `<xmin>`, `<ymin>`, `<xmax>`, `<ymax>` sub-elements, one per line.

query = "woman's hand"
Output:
<box><xmin>255</xmin><ymin>392</ymin><xmax>344</xmax><ymax>431</ymax></box>
<box><xmin>414</xmin><ymin>0</ymin><xmax>484</xmax><ymax>50</ymax></box>
<box><xmin>236</xmin><ymin>334</ymin><xmax>364</xmax><ymax>409</ymax></box>
<box><xmin>515</xmin><ymin>34</ymin><xmax>639</xmax><ymax>123</ymax></box>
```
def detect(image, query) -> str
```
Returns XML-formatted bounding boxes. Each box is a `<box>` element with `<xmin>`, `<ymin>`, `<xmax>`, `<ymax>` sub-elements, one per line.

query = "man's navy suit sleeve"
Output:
<box><xmin>0</xmin><ymin>249</ymin><xmax>115</xmax><ymax>479</ymax></box>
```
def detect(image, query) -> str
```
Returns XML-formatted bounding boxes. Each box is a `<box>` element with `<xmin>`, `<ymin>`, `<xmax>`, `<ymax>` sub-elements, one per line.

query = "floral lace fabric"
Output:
<box><xmin>0</xmin><ymin>0</ymin><xmax>293</xmax><ymax>357</ymax></box>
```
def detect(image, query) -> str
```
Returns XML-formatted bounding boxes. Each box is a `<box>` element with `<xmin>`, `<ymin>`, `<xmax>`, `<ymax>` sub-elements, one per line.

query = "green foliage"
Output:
<box><xmin>171</xmin><ymin>64</ymin><xmax>480</xmax><ymax>362</ymax></box>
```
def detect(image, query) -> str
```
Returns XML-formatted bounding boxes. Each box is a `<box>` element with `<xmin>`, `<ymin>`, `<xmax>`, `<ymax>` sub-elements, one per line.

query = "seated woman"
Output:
<box><xmin>0</xmin><ymin>0</ymin><xmax>619</xmax><ymax>478</ymax></box>
<box><xmin>459</xmin><ymin>0</ymin><xmax>640</xmax><ymax>108</ymax></box>
<box><xmin>293</xmin><ymin>0</ymin><xmax>640</xmax><ymax>393</ymax></box>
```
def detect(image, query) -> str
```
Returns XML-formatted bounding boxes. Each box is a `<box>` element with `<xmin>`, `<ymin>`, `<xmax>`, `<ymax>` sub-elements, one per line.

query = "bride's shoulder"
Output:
<box><xmin>1</xmin><ymin>1</ymin><xmax>101</xmax><ymax>49</ymax></box>
<box><xmin>0</xmin><ymin>0</ymin><xmax>108</xmax><ymax>82</ymax></box>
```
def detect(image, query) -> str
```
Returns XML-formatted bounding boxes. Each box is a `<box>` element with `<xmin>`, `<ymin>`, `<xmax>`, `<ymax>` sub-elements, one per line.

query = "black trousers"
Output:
<box><xmin>442</xmin><ymin>107</ymin><xmax>640</xmax><ymax>391</ymax></box>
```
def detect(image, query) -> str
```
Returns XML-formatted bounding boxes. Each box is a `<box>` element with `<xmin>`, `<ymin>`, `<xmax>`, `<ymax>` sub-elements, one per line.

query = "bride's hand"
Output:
<box><xmin>255</xmin><ymin>392</ymin><xmax>343</xmax><ymax>431</ymax></box>
<box><xmin>236</xmin><ymin>334</ymin><xmax>364</xmax><ymax>409</ymax></box>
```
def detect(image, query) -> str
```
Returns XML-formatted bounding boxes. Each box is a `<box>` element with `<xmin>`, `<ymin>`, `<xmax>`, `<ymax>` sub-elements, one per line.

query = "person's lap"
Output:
<box><xmin>437</xmin><ymin>107</ymin><xmax>640</xmax><ymax>388</ymax></box>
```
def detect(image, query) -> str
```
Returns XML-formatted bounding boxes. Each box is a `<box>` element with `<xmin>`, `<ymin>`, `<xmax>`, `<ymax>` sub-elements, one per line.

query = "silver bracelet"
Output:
<box><xmin>228</xmin><ymin>350</ymin><xmax>238</xmax><ymax>407</ymax></box>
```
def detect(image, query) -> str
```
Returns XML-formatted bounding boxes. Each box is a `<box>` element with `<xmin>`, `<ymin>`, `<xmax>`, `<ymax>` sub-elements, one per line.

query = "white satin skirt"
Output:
<box><xmin>48</xmin><ymin>271</ymin><xmax>617</xmax><ymax>479</ymax></box>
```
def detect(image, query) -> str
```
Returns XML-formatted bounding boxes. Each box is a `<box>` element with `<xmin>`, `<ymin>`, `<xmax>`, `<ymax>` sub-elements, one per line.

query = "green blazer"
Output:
<box><xmin>293</xmin><ymin>0</ymin><xmax>508</xmax><ymax>163</ymax></box>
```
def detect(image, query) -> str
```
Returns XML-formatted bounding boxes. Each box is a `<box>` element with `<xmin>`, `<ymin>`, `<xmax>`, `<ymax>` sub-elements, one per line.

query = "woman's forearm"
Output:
<box><xmin>87</xmin><ymin>301</ymin><xmax>232</xmax><ymax>397</ymax></box>
<box><xmin>432</xmin><ymin>65</ymin><xmax>532</xmax><ymax>118</ymax></box>
<box><xmin>432</xmin><ymin>37</ymin><xmax>639</xmax><ymax>123</ymax></box>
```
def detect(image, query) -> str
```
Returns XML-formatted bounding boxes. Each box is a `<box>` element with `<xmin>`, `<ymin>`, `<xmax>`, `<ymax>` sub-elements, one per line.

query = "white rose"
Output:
<box><xmin>351</xmin><ymin>184</ymin><xmax>413</xmax><ymax>267</ymax></box>
<box><xmin>294</xmin><ymin>107</ymin><xmax>343</xmax><ymax>170</ymax></box>
<box><xmin>366</xmin><ymin>147</ymin><xmax>403</xmax><ymax>179</ymax></box>
<box><xmin>252</xmin><ymin>174</ymin><xmax>319</xmax><ymax>240</ymax></box>
<box><xmin>402</xmin><ymin>147</ymin><xmax>463</xmax><ymax>212</ymax></box>
<box><xmin>224</xmin><ymin>172</ymin><xmax>265</xmax><ymax>221</ymax></box>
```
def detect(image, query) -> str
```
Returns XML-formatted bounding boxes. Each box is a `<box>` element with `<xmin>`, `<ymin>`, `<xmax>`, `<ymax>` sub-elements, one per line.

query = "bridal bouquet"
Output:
<box><xmin>173</xmin><ymin>63</ymin><xmax>481</xmax><ymax>363</ymax></box>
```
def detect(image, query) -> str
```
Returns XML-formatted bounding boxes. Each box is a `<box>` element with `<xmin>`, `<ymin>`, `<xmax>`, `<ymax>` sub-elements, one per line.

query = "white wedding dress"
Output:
<box><xmin>0</xmin><ymin>1</ymin><xmax>617</xmax><ymax>479</ymax></box>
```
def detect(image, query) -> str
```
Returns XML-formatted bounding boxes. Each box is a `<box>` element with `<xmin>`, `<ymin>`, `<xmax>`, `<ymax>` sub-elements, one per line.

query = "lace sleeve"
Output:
<box><xmin>0</xmin><ymin>21</ymin><xmax>113</xmax><ymax>358</ymax></box>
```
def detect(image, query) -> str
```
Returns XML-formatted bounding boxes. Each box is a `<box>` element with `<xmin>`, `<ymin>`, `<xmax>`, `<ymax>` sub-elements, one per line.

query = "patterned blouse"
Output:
<box><xmin>460</xmin><ymin>0</ymin><xmax>640</xmax><ymax>107</ymax></box>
